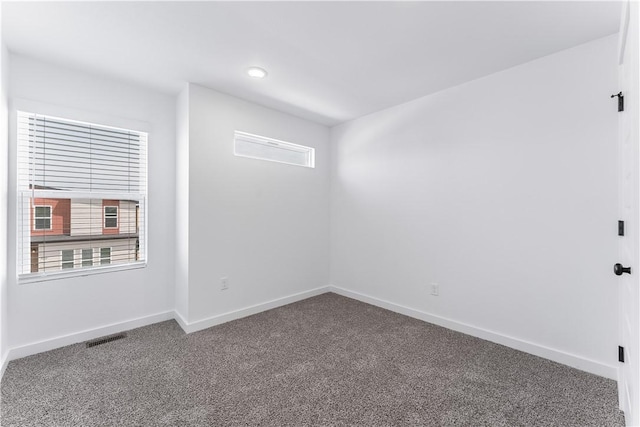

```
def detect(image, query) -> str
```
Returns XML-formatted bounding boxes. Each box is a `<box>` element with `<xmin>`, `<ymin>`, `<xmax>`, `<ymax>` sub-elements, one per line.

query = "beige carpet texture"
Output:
<box><xmin>0</xmin><ymin>293</ymin><xmax>624</xmax><ymax>426</ymax></box>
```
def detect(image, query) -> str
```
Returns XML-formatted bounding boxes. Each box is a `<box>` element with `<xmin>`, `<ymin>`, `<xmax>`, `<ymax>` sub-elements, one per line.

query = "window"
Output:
<box><xmin>61</xmin><ymin>250</ymin><xmax>74</xmax><ymax>269</ymax></box>
<box><xmin>234</xmin><ymin>131</ymin><xmax>315</xmax><ymax>168</ymax></box>
<box><xmin>17</xmin><ymin>112</ymin><xmax>147</xmax><ymax>280</ymax></box>
<box><xmin>34</xmin><ymin>205</ymin><xmax>52</xmax><ymax>230</ymax></box>
<box><xmin>82</xmin><ymin>249</ymin><xmax>93</xmax><ymax>267</ymax></box>
<box><xmin>104</xmin><ymin>206</ymin><xmax>118</xmax><ymax>228</ymax></box>
<box><xmin>100</xmin><ymin>248</ymin><xmax>111</xmax><ymax>265</ymax></box>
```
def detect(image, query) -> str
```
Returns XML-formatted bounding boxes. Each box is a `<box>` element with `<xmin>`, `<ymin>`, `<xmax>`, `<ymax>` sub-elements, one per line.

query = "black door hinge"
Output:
<box><xmin>612</xmin><ymin>92</ymin><xmax>624</xmax><ymax>112</ymax></box>
<box><xmin>619</xmin><ymin>220</ymin><xmax>625</xmax><ymax>236</ymax></box>
<box><xmin>619</xmin><ymin>346</ymin><xmax>625</xmax><ymax>363</ymax></box>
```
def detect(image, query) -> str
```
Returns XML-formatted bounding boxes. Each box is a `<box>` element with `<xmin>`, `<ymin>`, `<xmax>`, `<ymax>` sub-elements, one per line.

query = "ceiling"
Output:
<box><xmin>2</xmin><ymin>1</ymin><xmax>622</xmax><ymax>126</ymax></box>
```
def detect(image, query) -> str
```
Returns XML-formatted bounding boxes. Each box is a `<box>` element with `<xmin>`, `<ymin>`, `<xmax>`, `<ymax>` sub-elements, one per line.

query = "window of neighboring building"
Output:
<box><xmin>100</xmin><ymin>248</ymin><xmax>111</xmax><ymax>265</ymax></box>
<box><xmin>34</xmin><ymin>206</ymin><xmax>52</xmax><ymax>230</ymax></box>
<box><xmin>234</xmin><ymin>131</ymin><xmax>315</xmax><ymax>168</ymax></box>
<box><xmin>82</xmin><ymin>249</ymin><xmax>93</xmax><ymax>267</ymax></box>
<box><xmin>61</xmin><ymin>250</ymin><xmax>74</xmax><ymax>269</ymax></box>
<box><xmin>104</xmin><ymin>206</ymin><xmax>118</xmax><ymax>228</ymax></box>
<box><xmin>17</xmin><ymin>112</ymin><xmax>148</xmax><ymax>282</ymax></box>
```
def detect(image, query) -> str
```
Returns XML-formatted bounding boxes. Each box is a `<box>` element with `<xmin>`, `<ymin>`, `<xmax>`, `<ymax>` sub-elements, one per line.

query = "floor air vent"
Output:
<box><xmin>86</xmin><ymin>333</ymin><xmax>127</xmax><ymax>348</ymax></box>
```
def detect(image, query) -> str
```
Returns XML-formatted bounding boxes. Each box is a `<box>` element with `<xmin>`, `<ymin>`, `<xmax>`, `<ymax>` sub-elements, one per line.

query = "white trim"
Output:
<box><xmin>618</xmin><ymin>0</ymin><xmax>630</xmax><ymax>65</ymax></box>
<box><xmin>175</xmin><ymin>286</ymin><xmax>330</xmax><ymax>334</ymax></box>
<box><xmin>19</xmin><ymin>260</ymin><xmax>145</xmax><ymax>284</ymax></box>
<box><xmin>3</xmin><ymin>310</ymin><xmax>174</xmax><ymax>366</ymax></box>
<box><xmin>174</xmin><ymin>310</ymin><xmax>189</xmax><ymax>332</ymax></box>
<box><xmin>328</xmin><ymin>285</ymin><xmax>618</xmax><ymax>380</ymax></box>
<box><xmin>0</xmin><ymin>352</ymin><xmax>9</xmax><ymax>382</ymax></box>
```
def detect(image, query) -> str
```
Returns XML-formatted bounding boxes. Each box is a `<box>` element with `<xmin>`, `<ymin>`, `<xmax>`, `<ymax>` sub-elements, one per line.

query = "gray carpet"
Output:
<box><xmin>0</xmin><ymin>293</ymin><xmax>624</xmax><ymax>426</ymax></box>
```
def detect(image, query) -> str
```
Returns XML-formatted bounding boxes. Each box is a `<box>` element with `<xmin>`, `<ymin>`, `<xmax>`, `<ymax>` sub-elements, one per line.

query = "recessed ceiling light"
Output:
<box><xmin>247</xmin><ymin>67</ymin><xmax>268</xmax><ymax>79</ymax></box>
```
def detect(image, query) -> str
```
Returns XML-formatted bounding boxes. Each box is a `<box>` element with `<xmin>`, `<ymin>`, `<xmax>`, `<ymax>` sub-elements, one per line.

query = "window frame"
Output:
<box><xmin>100</xmin><ymin>247</ymin><xmax>112</xmax><ymax>265</ymax></box>
<box><xmin>104</xmin><ymin>206</ymin><xmax>118</xmax><ymax>229</ymax></box>
<box><xmin>81</xmin><ymin>248</ymin><xmax>94</xmax><ymax>267</ymax></box>
<box><xmin>33</xmin><ymin>205</ymin><xmax>52</xmax><ymax>231</ymax></box>
<box><xmin>15</xmin><ymin>108</ymin><xmax>149</xmax><ymax>284</ymax></box>
<box><xmin>61</xmin><ymin>249</ymin><xmax>74</xmax><ymax>269</ymax></box>
<box><xmin>233</xmin><ymin>131</ymin><xmax>315</xmax><ymax>168</ymax></box>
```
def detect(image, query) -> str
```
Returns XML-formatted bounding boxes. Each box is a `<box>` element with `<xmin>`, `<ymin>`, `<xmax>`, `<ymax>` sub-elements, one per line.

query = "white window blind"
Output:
<box><xmin>234</xmin><ymin>131</ymin><xmax>315</xmax><ymax>168</ymax></box>
<box><xmin>17</xmin><ymin>112</ymin><xmax>147</xmax><ymax>280</ymax></box>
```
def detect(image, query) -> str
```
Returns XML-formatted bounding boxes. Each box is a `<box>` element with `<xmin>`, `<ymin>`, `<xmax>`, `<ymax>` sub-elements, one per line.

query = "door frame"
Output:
<box><xmin>617</xmin><ymin>1</ymin><xmax>640</xmax><ymax>425</ymax></box>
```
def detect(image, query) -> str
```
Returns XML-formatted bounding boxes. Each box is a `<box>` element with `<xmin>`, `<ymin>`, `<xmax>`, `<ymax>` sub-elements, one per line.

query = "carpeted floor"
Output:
<box><xmin>0</xmin><ymin>293</ymin><xmax>624</xmax><ymax>426</ymax></box>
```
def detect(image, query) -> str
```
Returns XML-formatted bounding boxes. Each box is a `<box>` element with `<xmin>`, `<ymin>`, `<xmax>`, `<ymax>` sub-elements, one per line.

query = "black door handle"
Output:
<box><xmin>614</xmin><ymin>263</ymin><xmax>631</xmax><ymax>276</ymax></box>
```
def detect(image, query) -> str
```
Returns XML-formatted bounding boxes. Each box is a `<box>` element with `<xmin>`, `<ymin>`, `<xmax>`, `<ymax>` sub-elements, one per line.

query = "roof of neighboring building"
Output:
<box><xmin>31</xmin><ymin>233</ymin><xmax>139</xmax><ymax>244</ymax></box>
<box><xmin>30</xmin><ymin>184</ymin><xmax>63</xmax><ymax>190</ymax></box>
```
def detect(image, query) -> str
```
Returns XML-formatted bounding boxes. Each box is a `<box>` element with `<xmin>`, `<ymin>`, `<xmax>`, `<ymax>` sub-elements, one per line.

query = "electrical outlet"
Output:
<box><xmin>430</xmin><ymin>283</ymin><xmax>439</xmax><ymax>296</ymax></box>
<box><xmin>220</xmin><ymin>276</ymin><xmax>229</xmax><ymax>291</ymax></box>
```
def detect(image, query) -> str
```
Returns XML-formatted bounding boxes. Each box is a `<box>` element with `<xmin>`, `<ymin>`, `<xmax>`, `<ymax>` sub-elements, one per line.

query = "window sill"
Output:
<box><xmin>18</xmin><ymin>262</ymin><xmax>147</xmax><ymax>285</ymax></box>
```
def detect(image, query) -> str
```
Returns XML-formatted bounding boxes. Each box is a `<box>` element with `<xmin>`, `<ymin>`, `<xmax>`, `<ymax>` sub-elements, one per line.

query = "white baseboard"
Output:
<box><xmin>1</xmin><ymin>285</ymin><xmax>617</xmax><ymax>384</ymax></box>
<box><xmin>329</xmin><ymin>285</ymin><xmax>618</xmax><ymax>380</ymax></box>
<box><xmin>177</xmin><ymin>286</ymin><xmax>330</xmax><ymax>334</ymax></box>
<box><xmin>173</xmin><ymin>309</ymin><xmax>189</xmax><ymax>332</ymax></box>
<box><xmin>4</xmin><ymin>310</ymin><xmax>175</xmax><ymax>366</ymax></box>
<box><xmin>0</xmin><ymin>351</ymin><xmax>8</xmax><ymax>381</ymax></box>
<box><xmin>1</xmin><ymin>287</ymin><xmax>329</xmax><ymax>379</ymax></box>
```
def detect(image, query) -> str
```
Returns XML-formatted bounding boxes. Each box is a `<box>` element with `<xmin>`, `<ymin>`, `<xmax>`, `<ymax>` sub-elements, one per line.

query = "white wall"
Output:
<box><xmin>0</xmin><ymin>7</ymin><xmax>10</xmax><ymax>372</ymax></box>
<box><xmin>187</xmin><ymin>84</ymin><xmax>330</xmax><ymax>323</ymax></box>
<box><xmin>6</xmin><ymin>55</ymin><xmax>176</xmax><ymax>349</ymax></box>
<box><xmin>0</xmin><ymin>31</ymin><xmax>619</xmax><ymax>383</ymax></box>
<box><xmin>330</xmin><ymin>35</ymin><xmax>619</xmax><ymax>376</ymax></box>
